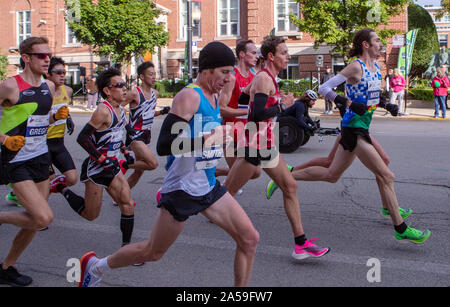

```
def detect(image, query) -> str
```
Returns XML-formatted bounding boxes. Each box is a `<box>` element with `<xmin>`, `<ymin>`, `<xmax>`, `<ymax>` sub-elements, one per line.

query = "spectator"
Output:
<box><xmin>86</xmin><ymin>75</ymin><xmax>98</xmax><ymax>110</ymax></box>
<box><xmin>321</xmin><ymin>67</ymin><xmax>334</xmax><ymax>114</ymax></box>
<box><xmin>389</xmin><ymin>68</ymin><xmax>406</xmax><ymax>115</ymax></box>
<box><xmin>385</xmin><ymin>68</ymin><xmax>394</xmax><ymax>97</ymax></box>
<box><xmin>431</xmin><ymin>67</ymin><xmax>448</xmax><ymax>118</ymax></box>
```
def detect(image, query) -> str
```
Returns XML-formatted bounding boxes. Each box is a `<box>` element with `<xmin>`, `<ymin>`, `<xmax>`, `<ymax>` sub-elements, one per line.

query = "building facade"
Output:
<box><xmin>423</xmin><ymin>4</ymin><xmax>450</xmax><ymax>49</ymax></box>
<box><xmin>1</xmin><ymin>0</ymin><xmax>407</xmax><ymax>84</ymax></box>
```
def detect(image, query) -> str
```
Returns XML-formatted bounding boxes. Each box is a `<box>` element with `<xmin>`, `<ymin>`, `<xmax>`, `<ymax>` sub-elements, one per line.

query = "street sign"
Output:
<box><xmin>316</xmin><ymin>55</ymin><xmax>323</xmax><ymax>67</ymax></box>
<box><xmin>393</xmin><ymin>35</ymin><xmax>405</xmax><ymax>48</ymax></box>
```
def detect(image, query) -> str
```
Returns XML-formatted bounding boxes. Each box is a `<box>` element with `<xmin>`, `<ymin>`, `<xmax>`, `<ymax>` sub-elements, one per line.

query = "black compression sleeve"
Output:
<box><xmin>77</xmin><ymin>123</ymin><xmax>102</xmax><ymax>161</ymax></box>
<box><xmin>156</xmin><ymin>113</ymin><xmax>205</xmax><ymax>156</ymax></box>
<box><xmin>251</xmin><ymin>93</ymin><xmax>280</xmax><ymax>122</ymax></box>
<box><xmin>238</xmin><ymin>92</ymin><xmax>250</xmax><ymax>105</ymax></box>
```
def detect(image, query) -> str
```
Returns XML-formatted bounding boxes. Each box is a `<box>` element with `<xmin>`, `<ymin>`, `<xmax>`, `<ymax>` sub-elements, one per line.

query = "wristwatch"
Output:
<box><xmin>279</xmin><ymin>102</ymin><xmax>286</xmax><ymax>113</ymax></box>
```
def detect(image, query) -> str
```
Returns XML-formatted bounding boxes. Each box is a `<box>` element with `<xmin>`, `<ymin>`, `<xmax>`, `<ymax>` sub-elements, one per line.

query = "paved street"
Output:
<box><xmin>0</xmin><ymin>114</ymin><xmax>449</xmax><ymax>287</ymax></box>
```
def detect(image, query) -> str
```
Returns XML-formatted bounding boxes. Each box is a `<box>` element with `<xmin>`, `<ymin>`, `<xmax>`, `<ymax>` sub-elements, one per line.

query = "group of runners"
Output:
<box><xmin>0</xmin><ymin>28</ymin><xmax>430</xmax><ymax>287</ymax></box>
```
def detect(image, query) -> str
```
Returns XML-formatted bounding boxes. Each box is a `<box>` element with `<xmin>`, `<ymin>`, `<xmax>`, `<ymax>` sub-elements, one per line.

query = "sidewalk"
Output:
<box><xmin>69</xmin><ymin>96</ymin><xmax>450</xmax><ymax>121</ymax></box>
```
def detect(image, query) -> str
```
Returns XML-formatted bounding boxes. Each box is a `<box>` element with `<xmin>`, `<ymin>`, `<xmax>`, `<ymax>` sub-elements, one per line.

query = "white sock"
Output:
<box><xmin>95</xmin><ymin>256</ymin><xmax>111</xmax><ymax>275</ymax></box>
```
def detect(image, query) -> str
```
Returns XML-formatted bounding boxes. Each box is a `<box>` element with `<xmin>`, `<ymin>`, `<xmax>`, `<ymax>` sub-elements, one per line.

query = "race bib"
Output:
<box><xmin>367</xmin><ymin>79</ymin><xmax>381</xmax><ymax>106</ymax></box>
<box><xmin>195</xmin><ymin>145</ymin><xmax>223</xmax><ymax>170</ymax></box>
<box><xmin>141</xmin><ymin>108</ymin><xmax>155</xmax><ymax>130</ymax></box>
<box><xmin>107</xmin><ymin>129</ymin><xmax>123</xmax><ymax>158</ymax></box>
<box><xmin>26</xmin><ymin>115</ymin><xmax>49</xmax><ymax>145</ymax></box>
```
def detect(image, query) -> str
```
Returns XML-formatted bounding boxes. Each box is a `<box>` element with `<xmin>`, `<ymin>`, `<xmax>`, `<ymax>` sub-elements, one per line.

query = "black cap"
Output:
<box><xmin>198</xmin><ymin>42</ymin><xmax>236</xmax><ymax>72</ymax></box>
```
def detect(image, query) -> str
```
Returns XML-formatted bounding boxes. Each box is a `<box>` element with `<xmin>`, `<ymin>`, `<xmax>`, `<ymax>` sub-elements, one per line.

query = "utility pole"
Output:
<box><xmin>187</xmin><ymin>0</ymin><xmax>193</xmax><ymax>83</ymax></box>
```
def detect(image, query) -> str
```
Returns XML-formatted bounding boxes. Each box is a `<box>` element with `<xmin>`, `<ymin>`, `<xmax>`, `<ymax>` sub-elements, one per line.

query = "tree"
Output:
<box><xmin>290</xmin><ymin>0</ymin><xmax>410</xmax><ymax>63</ymax></box>
<box><xmin>408</xmin><ymin>4</ymin><xmax>439</xmax><ymax>79</ymax></box>
<box><xmin>66</xmin><ymin>0</ymin><xmax>169</xmax><ymax>66</ymax></box>
<box><xmin>0</xmin><ymin>54</ymin><xmax>8</xmax><ymax>81</ymax></box>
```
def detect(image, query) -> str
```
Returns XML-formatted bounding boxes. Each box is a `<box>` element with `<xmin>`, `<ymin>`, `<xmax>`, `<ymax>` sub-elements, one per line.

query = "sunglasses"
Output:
<box><xmin>51</xmin><ymin>69</ymin><xmax>66</xmax><ymax>75</ymax></box>
<box><xmin>26</xmin><ymin>53</ymin><xmax>52</xmax><ymax>60</ymax></box>
<box><xmin>108</xmin><ymin>82</ymin><xmax>126</xmax><ymax>89</ymax></box>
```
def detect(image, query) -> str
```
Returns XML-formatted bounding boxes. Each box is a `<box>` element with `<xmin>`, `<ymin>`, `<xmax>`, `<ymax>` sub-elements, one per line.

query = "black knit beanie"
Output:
<box><xmin>198</xmin><ymin>42</ymin><xmax>236</xmax><ymax>72</ymax></box>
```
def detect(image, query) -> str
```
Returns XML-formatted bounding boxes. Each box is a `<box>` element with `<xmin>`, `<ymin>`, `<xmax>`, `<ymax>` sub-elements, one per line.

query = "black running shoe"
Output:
<box><xmin>0</xmin><ymin>264</ymin><xmax>33</xmax><ymax>287</ymax></box>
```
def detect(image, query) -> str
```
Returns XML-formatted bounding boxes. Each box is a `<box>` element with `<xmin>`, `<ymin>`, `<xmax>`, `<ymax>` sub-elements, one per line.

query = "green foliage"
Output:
<box><xmin>66</xmin><ymin>0</ymin><xmax>169</xmax><ymax>64</ymax></box>
<box><xmin>278</xmin><ymin>79</ymin><xmax>310</xmax><ymax>97</ymax></box>
<box><xmin>408</xmin><ymin>4</ymin><xmax>440</xmax><ymax>79</ymax></box>
<box><xmin>291</xmin><ymin>0</ymin><xmax>409</xmax><ymax>62</ymax></box>
<box><xmin>408</xmin><ymin>88</ymin><xmax>434</xmax><ymax>101</ymax></box>
<box><xmin>155</xmin><ymin>80</ymin><xmax>188</xmax><ymax>97</ymax></box>
<box><xmin>0</xmin><ymin>54</ymin><xmax>8</xmax><ymax>81</ymax></box>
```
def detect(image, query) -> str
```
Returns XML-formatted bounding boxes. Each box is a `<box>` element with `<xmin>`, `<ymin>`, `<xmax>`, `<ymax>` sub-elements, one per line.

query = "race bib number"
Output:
<box><xmin>107</xmin><ymin>129</ymin><xmax>123</xmax><ymax>158</ymax></box>
<box><xmin>367</xmin><ymin>80</ymin><xmax>381</xmax><ymax>106</ymax></box>
<box><xmin>195</xmin><ymin>145</ymin><xmax>223</xmax><ymax>170</ymax></box>
<box><xmin>26</xmin><ymin>115</ymin><xmax>49</xmax><ymax>144</ymax></box>
<box><xmin>142</xmin><ymin>108</ymin><xmax>155</xmax><ymax>130</ymax></box>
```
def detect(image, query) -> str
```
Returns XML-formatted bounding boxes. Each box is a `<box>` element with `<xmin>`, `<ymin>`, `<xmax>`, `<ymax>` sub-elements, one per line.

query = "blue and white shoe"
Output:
<box><xmin>78</xmin><ymin>251</ymin><xmax>103</xmax><ymax>287</ymax></box>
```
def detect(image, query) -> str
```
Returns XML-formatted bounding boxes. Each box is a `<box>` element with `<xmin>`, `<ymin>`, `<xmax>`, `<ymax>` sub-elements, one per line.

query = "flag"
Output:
<box><xmin>269</xmin><ymin>27</ymin><xmax>275</xmax><ymax>36</ymax></box>
<box><xmin>397</xmin><ymin>29</ymin><xmax>418</xmax><ymax>78</ymax></box>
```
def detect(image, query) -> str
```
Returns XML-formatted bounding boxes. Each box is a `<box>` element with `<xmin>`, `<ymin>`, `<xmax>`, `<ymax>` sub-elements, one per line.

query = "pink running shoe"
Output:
<box><xmin>292</xmin><ymin>238</ymin><xmax>330</xmax><ymax>260</ymax></box>
<box><xmin>49</xmin><ymin>175</ymin><xmax>67</xmax><ymax>193</ymax></box>
<box><xmin>156</xmin><ymin>188</ymin><xmax>162</xmax><ymax>204</ymax></box>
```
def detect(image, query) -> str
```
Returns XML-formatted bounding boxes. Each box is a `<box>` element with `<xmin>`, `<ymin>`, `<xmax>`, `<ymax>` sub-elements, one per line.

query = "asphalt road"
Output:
<box><xmin>0</xmin><ymin>114</ymin><xmax>449</xmax><ymax>288</ymax></box>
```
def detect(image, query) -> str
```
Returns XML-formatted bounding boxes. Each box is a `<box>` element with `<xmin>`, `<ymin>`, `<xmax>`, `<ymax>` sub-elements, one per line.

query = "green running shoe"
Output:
<box><xmin>5</xmin><ymin>192</ymin><xmax>21</xmax><ymax>207</ymax></box>
<box><xmin>266</xmin><ymin>165</ymin><xmax>293</xmax><ymax>200</ymax></box>
<box><xmin>381</xmin><ymin>207</ymin><xmax>412</xmax><ymax>219</ymax></box>
<box><xmin>395</xmin><ymin>226</ymin><xmax>431</xmax><ymax>244</ymax></box>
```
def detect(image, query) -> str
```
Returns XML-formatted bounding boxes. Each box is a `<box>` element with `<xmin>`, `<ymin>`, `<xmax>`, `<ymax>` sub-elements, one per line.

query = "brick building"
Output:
<box><xmin>0</xmin><ymin>0</ymin><xmax>407</xmax><ymax>84</ymax></box>
<box><xmin>423</xmin><ymin>4</ymin><xmax>450</xmax><ymax>49</ymax></box>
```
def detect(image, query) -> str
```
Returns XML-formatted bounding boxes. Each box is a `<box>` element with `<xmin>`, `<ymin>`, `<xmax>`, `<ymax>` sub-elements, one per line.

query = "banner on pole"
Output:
<box><xmin>397</xmin><ymin>29</ymin><xmax>418</xmax><ymax>78</ymax></box>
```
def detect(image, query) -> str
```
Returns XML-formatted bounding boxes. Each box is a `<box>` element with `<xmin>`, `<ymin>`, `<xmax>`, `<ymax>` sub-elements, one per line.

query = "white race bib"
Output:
<box><xmin>25</xmin><ymin>115</ymin><xmax>49</xmax><ymax>145</ymax></box>
<box><xmin>367</xmin><ymin>79</ymin><xmax>381</xmax><ymax>106</ymax></box>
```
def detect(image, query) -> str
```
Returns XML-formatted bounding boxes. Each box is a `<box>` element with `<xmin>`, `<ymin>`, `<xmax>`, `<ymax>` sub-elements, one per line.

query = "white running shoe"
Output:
<box><xmin>78</xmin><ymin>251</ymin><xmax>103</xmax><ymax>287</ymax></box>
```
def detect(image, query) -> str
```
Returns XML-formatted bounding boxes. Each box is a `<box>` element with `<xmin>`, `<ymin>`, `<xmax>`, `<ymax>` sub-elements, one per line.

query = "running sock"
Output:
<box><xmin>394</xmin><ymin>222</ymin><xmax>408</xmax><ymax>234</ymax></box>
<box><xmin>62</xmin><ymin>189</ymin><xmax>86</xmax><ymax>215</ymax></box>
<box><xmin>295</xmin><ymin>234</ymin><xmax>307</xmax><ymax>246</ymax></box>
<box><xmin>95</xmin><ymin>257</ymin><xmax>111</xmax><ymax>275</ymax></box>
<box><xmin>120</xmin><ymin>214</ymin><xmax>134</xmax><ymax>246</ymax></box>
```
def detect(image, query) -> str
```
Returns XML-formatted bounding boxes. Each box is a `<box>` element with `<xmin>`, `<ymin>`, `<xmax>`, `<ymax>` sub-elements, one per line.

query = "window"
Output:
<box><xmin>439</xmin><ymin>34</ymin><xmax>448</xmax><ymax>48</ymax></box>
<box><xmin>67</xmin><ymin>65</ymin><xmax>80</xmax><ymax>85</ymax></box>
<box><xmin>17</xmin><ymin>10</ymin><xmax>32</xmax><ymax>45</ymax></box>
<box><xmin>180</xmin><ymin>0</ymin><xmax>201</xmax><ymax>40</ymax></box>
<box><xmin>275</xmin><ymin>0</ymin><xmax>299</xmax><ymax>33</ymax></box>
<box><xmin>279</xmin><ymin>57</ymin><xmax>299</xmax><ymax>79</ymax></box>
<box><xmin>66</xmin><ymin>22</ymin><xmax>79</xmax><ymax>44</ymax></box>
<box><xmin>218</xmin><ymin>0</ymin><xmax>239</xmax><ymax>37</ymax></box>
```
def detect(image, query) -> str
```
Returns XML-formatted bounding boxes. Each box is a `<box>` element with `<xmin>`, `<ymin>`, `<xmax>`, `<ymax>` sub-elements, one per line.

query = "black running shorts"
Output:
<box><xmin>80</xmin><ymin>157</ymin><xmax>121</xmax><ymax>188</ymax></box>
<box><xmin>125</xmin><ymin>130</ymin><xmax>151</xmax><ymax>147</ymax></box>
<box><xmin>242</xmin><ymin>146</ymin><xmax>278</xmax><ymax>167</ymax></box>
<box><xmin>48</xmin><ymin>138</ymin><xmax>76</xmax><ymax>175</ymax></box>
<box><xmin>339</xmin><ymin>127</ymin><xmax>372</xmax><ymax>152</ymax></box>
<box><xmin>157</xmin><ymin>181</ymin><xmax>228</xmax><ymax>222</ymax></box>
<box><xmin>3</xmin><ymin>152</ymin><xmax>51</xmax><ymax>184</ymax></box>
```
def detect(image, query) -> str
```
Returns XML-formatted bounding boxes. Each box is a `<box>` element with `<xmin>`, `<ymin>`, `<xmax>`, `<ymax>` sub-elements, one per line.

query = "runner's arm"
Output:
<box><xmin>77</xmin><ymin>104</ymin><xmax>111</xmax><ymax>162</ymax></box>
<box><xmin>249</xmin><ymin>73</ymin><xmax>281</xmax><ymax>122</ymax></box>
<box><xmin>218</xmin><ymin>75</ymin><xmax>248</xmax><ymax>118</ymax></box>
<box><xmin>156</xmin><ymin>88</ymin><xmax>204</xmax><ymax>156</ymax></box>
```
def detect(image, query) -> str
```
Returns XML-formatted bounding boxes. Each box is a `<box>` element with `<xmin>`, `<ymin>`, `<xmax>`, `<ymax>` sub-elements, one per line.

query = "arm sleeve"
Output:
<box><xmin>318</xmin><ymin>74</ymin><xmax>347</xmax><ymax>101</ymax></box>
<box><xmin>156</xmin><ymin>113</ymin><xmax>205</xmax><ymax>156</ymax></box>
<box><xmin>251</xmin><ymin>93</ymin><xmax>280</xmax><ymax>122</ymax></box>
<box><xmin>77</xmin><ymin>123</ymin><xmax>103</xmax><ymax>161</ymax></box>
